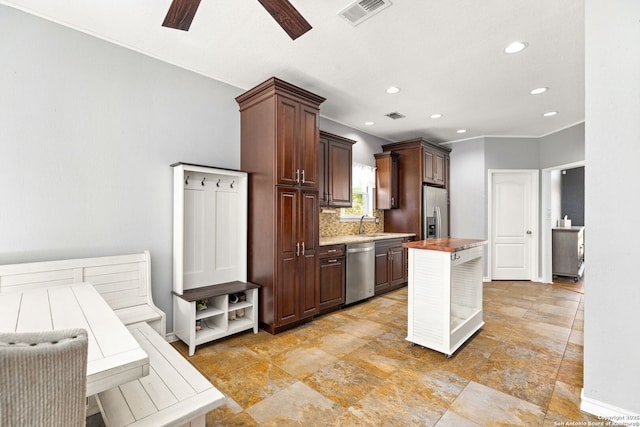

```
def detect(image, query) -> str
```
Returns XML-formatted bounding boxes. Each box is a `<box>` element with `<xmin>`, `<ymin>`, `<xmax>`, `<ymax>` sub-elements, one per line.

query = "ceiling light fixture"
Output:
<box><xmin>543</xmin><ymin>111</ymin><xmax>558</xmax><ymax>117</ymax></box>
<box><xmin>530</xmin><ymin>87</ymin><xmax>548</xmax><ymax>95</ymax></box>
<box><xmin>456</xmin><ymin>129</ymin><xmax>467</xmax><ymax>134</ymax></box>
<box><xmin>364</xmin><ymin>121</ymin><xmax>375</xmax><ymax>126</ymax></box>
<box><xmin>430</xmin><ymin>113</ymin><xmax>443</xmax><ymax>119</ymax></box>
<box><xmin>504</xmin><ymin>41</ymin><xmax>528</xmax><ymax>54</ymax></box>
<box><xmin>386</xmin><ymin>86</ymin><xmax>401</xmax><ymax>94</ymax></box>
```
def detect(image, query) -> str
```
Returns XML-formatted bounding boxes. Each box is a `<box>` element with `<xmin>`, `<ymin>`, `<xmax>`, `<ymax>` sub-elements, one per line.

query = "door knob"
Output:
<box><xmin>526</xmin><ymin>230</ymin><xmax>532</xmax><ymax>234</ymax></box>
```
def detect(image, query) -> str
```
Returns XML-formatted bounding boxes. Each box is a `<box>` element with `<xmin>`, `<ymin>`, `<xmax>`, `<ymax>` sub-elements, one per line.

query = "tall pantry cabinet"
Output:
<box><xmin>236</xmin><ymin>77</ymin><xmax>326</xmax><ymax>334</ymax></box>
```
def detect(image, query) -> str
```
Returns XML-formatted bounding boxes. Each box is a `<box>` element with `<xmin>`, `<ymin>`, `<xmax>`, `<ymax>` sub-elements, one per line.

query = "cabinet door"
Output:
<box><xmin>299</xmin><ymin>104</ymin><xmax>320</xmax><ymax>188</ymax></box>
<box><xmin>375</xmin><ymin>152</ymin><xmax>399</xmax><ymax>209</ymax></box>
<box><xmin>389</xmin><ymin>245</ymin><xmax>405</xmax><ymax>287</ymax></box>
<box><xmin>328</xmin><ymin>141</ymin><xmax>352</xmax><ymax>207</ymax></box>
<box><xmin>318</xmin><ymin>136</ymin><xmax>328</xmax><ymax>206</ymax></box>
<box><xmin>319</xmin><ymin>257</ymin><xmax>345</xmax><ymax>309</ymax></box>
<box><xmin>434</xmin><ymin>153</ymin><xmax>445</xmax><ymax>186</ymax></box>
<box><xmin>276</xmin><ymin>188</ymin><xmax>300</xmax><ymax>325</ymax></box>
<box><xmin>375</xmin><ymin>243</ymin><xmax>391</xmax><ymax>294</ymax></box>
<box><xmin>299</xmin><ymin>190</ymin><xmax>319</xmax><ymax>318</ymax></box>
<box><xmin>423</xmin><ymin>149</ymin><xmax>435</xmax><ymax>183</ymax></box>
<box><xmin>276</xmin><ymin>97</ymin><xmax>301</xmax><ymax>187</ymax></box>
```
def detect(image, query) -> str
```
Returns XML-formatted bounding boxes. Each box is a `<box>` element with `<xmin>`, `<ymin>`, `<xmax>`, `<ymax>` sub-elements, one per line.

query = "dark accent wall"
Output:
<box><xmin>561</xmin><ymin>167</ymin><xmax>585</xmax><ymax>226</ymax></box>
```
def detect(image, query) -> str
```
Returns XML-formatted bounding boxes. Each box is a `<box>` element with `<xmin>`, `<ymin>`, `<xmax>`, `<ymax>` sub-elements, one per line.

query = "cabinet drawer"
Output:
<box><xmin>319</xmin><ymin>244</ymin><xmax>346</xmax><ymax>258</ymax></box>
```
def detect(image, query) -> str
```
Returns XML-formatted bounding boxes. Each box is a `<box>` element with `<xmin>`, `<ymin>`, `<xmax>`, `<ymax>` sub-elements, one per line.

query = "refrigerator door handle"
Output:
<box><xmin>435</xmin><ymin>206</ymin><xmax>442</xmax><ymax>239</ymax></box>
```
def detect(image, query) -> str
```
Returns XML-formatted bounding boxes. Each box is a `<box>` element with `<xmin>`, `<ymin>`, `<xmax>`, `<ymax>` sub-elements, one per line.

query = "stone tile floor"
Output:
<box><xmin>169</xmin><ymin>278</ymin><xmax>604</xmax><ymax>426</ymax></box>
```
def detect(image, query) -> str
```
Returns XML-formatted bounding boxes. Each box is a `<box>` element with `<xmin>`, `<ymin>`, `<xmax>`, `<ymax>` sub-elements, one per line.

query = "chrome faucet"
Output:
<box><xmin>358</xmin><ymin>215</ymin><xmax>366</xmax><ymax>234</ymax></box>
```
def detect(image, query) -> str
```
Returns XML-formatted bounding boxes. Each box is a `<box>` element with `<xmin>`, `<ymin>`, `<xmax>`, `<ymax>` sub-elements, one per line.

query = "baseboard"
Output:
<box><xmin>581</xmin><ymin>389</ymin><xmax>640</xmax><ymax>426</ymax></box>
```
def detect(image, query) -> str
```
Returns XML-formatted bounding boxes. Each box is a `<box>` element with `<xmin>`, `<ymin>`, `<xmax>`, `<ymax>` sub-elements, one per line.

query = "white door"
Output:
<box><xmin>490</xmin><ymin>170</ymin><xmax>538</xmax><ymax>280</ymax></box>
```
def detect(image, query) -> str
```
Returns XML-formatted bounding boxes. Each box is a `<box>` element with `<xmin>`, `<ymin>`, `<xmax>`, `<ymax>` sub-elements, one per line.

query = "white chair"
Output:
<box><xmin>0</xmin><ymin>328</ymin><xmax>88</xmax><ymax>427</ymax></box>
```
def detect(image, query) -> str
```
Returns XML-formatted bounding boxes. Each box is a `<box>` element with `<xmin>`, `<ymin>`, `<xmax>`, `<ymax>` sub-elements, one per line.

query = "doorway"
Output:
<box><xmin>488</xmin><ymin>169</ymin><xmax>539</xmax><ymax>281</ymax></box>
<box><xmin>541</xmin><ymin>161</ymin><xmax>585</xmax><ymax>283</ymax></box>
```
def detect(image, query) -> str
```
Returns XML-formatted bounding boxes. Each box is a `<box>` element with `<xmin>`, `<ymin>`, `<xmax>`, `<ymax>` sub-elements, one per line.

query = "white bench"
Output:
<box><xmin>0</xmin><ymin>250</ymin><xmax>166</xmax><ymax>336</ymax></box>
<box><xmin>96</xmin><ymin>322</ymin><xmax>225</xmax><ymax>427</ymax></box>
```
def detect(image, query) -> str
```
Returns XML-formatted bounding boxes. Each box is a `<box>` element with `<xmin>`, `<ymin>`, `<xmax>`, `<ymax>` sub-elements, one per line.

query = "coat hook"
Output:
<box><xmin>201</xmin><ymin>177</ymin><xmax>206</xmax><ymax>186</ymax></box>
<box><xmin>217</xmin><ymin>179</ymin><xmax>221</xmax><ymax>187</ymax></box>
<box><xmin>185</xmin><ymin>175</ymin><xmax>189</xmax><ymax>185</ymax></box>
<box><xmin>230</xmin><ymin>180</ymin><xmax>235</xmax><ymax>188</ymax></box>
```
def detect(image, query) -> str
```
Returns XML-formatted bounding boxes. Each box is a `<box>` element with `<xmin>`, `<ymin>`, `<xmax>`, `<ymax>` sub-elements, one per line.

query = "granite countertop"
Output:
<box><xmin>320</xmin><ymin>232</ymin><xmax>416</xmax><ymax>246</ymax></box>
<box><xmin>403</xmin><ymin>238</ymin><xmax>487</xmax><ymax>253</ymax></box>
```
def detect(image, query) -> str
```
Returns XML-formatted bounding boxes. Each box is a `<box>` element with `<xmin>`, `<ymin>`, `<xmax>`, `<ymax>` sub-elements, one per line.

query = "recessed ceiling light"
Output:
<box><xmin>430</xmin><ymin>113</ymin><xmax>443</xmax><ymax>119</ymax></box>
<box><xmin>504</xmin><ymin>41</ymin><xmax>528</xmax><ymax>54</ymax></box>
<box><xmin>364</xmin><ymin>121</ymin><xmax>375</xmax><ymax>126</ymax></box>
<box><xmin>530</xmin><ymin>87</ymin><xmax>548</xmax><ymax>95</ymax></box>
<box><xmin>386</xmin><ymin>86</ymin><xmax>401</xmax><ymax>94</ymax></box>
<box><xmin>456</xmin><ymin>129</ymin><xmax>467</xmax><ymax>134</ymax></box>
<box><xmin>543</xmin><ymin>111</ymin><xmax>558</xmax><ymax>117</ymax></box>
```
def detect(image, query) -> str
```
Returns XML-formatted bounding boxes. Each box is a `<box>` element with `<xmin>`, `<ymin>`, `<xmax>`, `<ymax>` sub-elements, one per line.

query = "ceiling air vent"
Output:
<box><xmin>338</xmin><ymin>0</ymin><xmax>392</xmax><ymax>26</ymax></box>
<box><xmin>385</xmin><ymin>111</ymin><xmax>405</xmax><ymax>120</ymax></box>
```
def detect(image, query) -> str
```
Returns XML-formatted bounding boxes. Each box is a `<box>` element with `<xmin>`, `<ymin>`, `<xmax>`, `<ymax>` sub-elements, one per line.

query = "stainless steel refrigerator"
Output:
<box><xmin>422</xmin><ymin>185</ymin><xmax>449</xmax><ymax>240</ymax></box>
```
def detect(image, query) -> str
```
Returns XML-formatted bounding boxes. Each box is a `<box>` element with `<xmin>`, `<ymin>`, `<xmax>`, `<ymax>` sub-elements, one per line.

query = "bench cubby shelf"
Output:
<box><xmin>172</xmin><ymin>163</ymin><xmax>258</xmax><ymax>355</ymax></box>
<box><xmin>173</xmin><ymin>281</ymin><xmax>259</xmax><ymax>356</ymax></box>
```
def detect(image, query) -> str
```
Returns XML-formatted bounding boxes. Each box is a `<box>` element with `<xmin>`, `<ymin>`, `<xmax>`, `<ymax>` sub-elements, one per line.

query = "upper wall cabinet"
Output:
<box><xmin>422</xmin><ymin>145</ymin><xmax>448</xmax><ymax>187</ymax></box>
<box><xmin>319</xmin><ymin>131</ymin><xmax>355</xmax><ymax>208</ymax></box>
<box><xmin>374</xmin><ymin>151</ymin><xmax>399</xmax><ymax>209</ymax></box>
<box><xmin>276</xmin><ymin>96</ymin><xmax>321</xmax><ymax>188</ymax></box>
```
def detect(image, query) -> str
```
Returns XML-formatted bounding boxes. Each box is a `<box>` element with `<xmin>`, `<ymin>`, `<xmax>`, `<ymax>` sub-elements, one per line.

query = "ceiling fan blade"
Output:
<box><xmin>162</xmin><ymin>0</ymin><xmax>202</xmax><ymax>31</ymax></box>
<box><xmin>256</xmin><ymin>0</ymin><xmax>312</xmax><ymax>40</ymax></box>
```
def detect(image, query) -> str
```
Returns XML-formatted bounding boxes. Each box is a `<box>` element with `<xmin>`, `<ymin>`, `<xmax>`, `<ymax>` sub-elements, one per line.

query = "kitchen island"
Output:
<box><xmin>403</xmin><ymin>238</ymin><xmax>486</xmax><ymax>357</ymax></box>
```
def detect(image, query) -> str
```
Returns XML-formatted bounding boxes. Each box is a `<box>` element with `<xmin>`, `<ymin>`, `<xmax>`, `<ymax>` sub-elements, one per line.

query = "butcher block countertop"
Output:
<box><xmin>403</xmin><ymin>238</ymin><xmax>487</xmax><ymax>253</ymax></box>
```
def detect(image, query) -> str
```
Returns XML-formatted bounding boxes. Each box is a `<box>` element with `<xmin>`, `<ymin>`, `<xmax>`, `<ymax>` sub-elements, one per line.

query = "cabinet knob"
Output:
<box><xmin>296</xmin><ymin>169</ymin><xmax>300</xmax><ymax>184</ymax></box>
<box><xmin>327</xmin><ymin>259</ymin><xmax>338</xmax><ymax>263</ymax></box>
<box><xmin>301</xmin><ymin>169</ymin><xmax>305</xmax><ymax>184</ymax></box>
<box><xmin>526</xmin><ymin>230</ymin><xmax>532</xmax><ymax>235</ymax></box>
<box><xmin>296</xmin><ymin>242</ymin><xmax>300</xmax><ymax>256</ymax></box>
<box><xmin>301</xmin><ymin>242</ymin><xmax>305</xmax><ymax>256</ymax></box>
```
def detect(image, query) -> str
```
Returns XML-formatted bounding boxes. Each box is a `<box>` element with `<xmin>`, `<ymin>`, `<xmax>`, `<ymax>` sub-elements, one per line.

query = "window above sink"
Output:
<box><xmin>341</xmin><ymin>162</ymin><xmax>375</xmax><ymax>220</ymax></box>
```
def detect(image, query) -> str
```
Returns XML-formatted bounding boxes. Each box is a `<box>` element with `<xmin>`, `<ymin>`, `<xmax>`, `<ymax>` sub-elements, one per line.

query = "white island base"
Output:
<box><xmin>404</xmin><ymin>239</ymin><xmax>485</xmax><ymax>357</ymax></box>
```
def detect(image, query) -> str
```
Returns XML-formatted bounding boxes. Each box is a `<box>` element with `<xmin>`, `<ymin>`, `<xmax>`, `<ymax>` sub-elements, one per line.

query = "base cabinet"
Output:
<box><xmin>374</xmin><ymin>238</ymin><xmax>405</xmax><ymax>295</ymax></box>
<box><xmin>174</xmin><ymin>282</ymin><xmax>259</xmax><ymax>356</ymax></box>
<box><xmin>319</xmin><ymin>244</ymin><xmax>346</xmax><ymax>311</ymax></box>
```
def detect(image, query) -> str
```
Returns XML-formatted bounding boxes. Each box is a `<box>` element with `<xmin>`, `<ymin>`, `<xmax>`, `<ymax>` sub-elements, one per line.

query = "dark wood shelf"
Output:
<box><xmin>174</xmin><ymin>281</ymin><xmax>260</xmax><ymax>302</ymax></box>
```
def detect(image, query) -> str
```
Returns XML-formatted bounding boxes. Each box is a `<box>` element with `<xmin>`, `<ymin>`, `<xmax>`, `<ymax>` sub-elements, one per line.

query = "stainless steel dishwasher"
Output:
<box><xmin>345</xmin><ymin>241</ymin><xmax>375</xmax><ymax>304</ymax></box>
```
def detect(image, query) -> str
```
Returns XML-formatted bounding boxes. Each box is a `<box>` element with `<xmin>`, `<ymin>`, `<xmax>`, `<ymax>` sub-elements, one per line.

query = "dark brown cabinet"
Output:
<box><xmin>381</xmin><ymin>138</ymin><xmax>451</xmax><ymax>239</ymax></box>
<box><xmin>374</xmin><ymin>238</ymin><xmax>405</xmax><ymax>295</ymax></box>
<box><xmin>423</xmin><ymin>147</ymin><xmax>447</xmax><ymax>187</ymax></box>
<box><xmin>277</xmin><ymin>188</ymin><xmax>320</xmax><ymax>324</ymax></box>
<box><xmin>276</xmin><ymin>97</ymin><xmax>321</xmax><ymax>188</ymax></box>
<box><xmin>237</xmin><ymin>77</ymin><xmax>325</xmax><ymax>334</ymax></box>
<box><xmin>319</xmin><ymin>131</ymin><xmax>355</xmax><ymax>207</ymax></box>
<box><xmin>374</xmin><ymin>152</ymin><xmax>399</xmax><ymax>209</ymax></box>
<box><xmin>319</xmin><ymin>244</ymin><xmax>346</xmax><ymax>311</ymax></box>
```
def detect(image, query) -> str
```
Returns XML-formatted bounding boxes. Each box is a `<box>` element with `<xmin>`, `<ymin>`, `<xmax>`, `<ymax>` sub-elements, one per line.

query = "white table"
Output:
<box><xmin>0</xmin><ymin>282</ymin><xmax>149</xmax><ymax>396</ymax></box>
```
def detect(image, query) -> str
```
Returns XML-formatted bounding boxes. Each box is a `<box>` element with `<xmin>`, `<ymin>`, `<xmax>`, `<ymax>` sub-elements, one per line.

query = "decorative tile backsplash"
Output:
<box><xmin>319</xmin><ymin>209</ymin><xmax>384</xmax><ymax>237</ymax></box>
